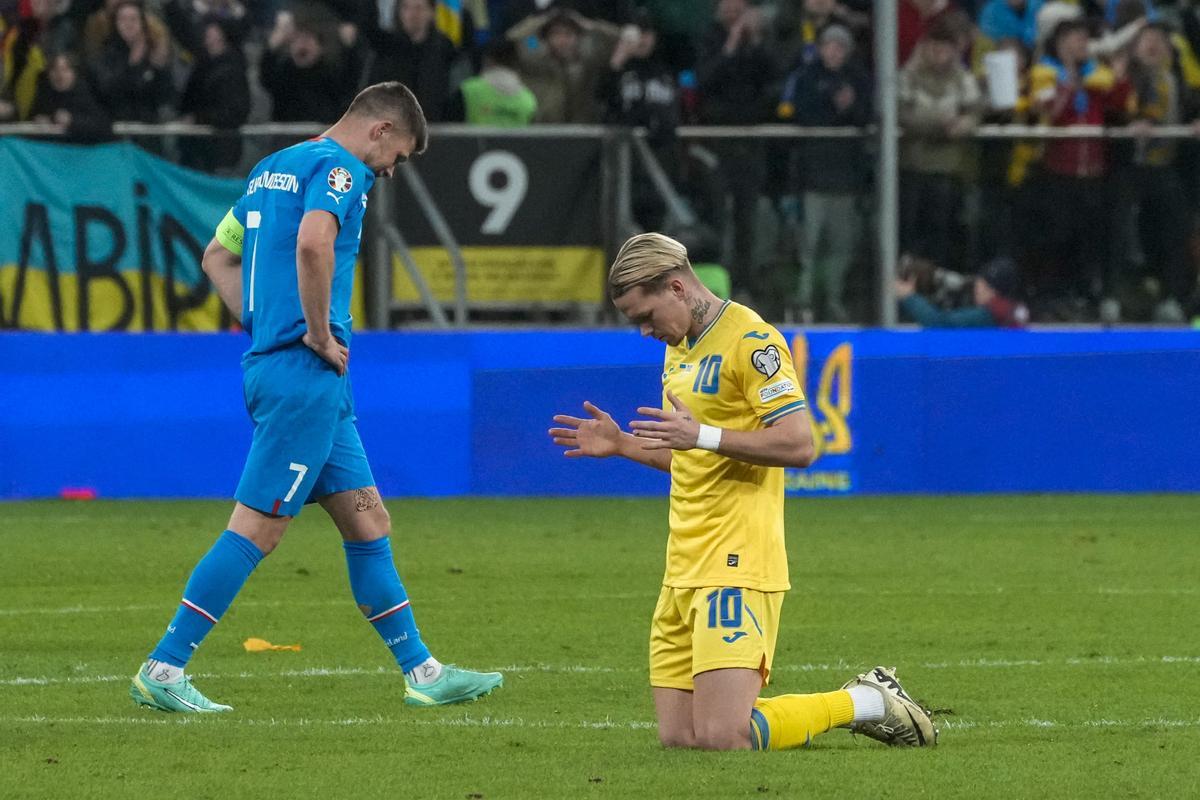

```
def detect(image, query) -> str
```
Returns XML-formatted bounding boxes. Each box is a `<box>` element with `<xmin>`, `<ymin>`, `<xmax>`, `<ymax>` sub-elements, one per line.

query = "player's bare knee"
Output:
<box><xmin>693</xmin><ymin>723</ymin><xmax>751</xmax><ymax>751</ymax></box>
<box><xmin>365</xmin><ymin>499</ymin><xmax>391</xmax><ymax>538</ymax></box>
<box><xmin>355</xmin><ymin>488</ymin><xmax>390</xmax><ymax>532</ymax></box>
<box><xmin>348</xmin><ymin>512</ymin><xmax>389</xmax><ymax>542</ymax></box>
<box><xmin>228</xmin><ymin>503</ymin><xmax>289</xmax><ymax>555</ymax></box>
<box><xmin>348</xmin><ymin>503</ymin><xmax>390</xmax><ymax>541</ymax></box>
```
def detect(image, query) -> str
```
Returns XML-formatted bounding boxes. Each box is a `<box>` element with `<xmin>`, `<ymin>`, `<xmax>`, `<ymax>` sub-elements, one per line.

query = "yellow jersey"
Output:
<box><xmin>660</xmin><ymin>301</ymin><xmax>807</xmax><ymax>592</ymax></box>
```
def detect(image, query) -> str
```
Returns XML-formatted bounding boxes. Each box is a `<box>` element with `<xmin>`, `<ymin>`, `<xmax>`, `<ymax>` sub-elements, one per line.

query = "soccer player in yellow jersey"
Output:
<box><xmin>550</xmin><ymin>233</ymin><xmax>938</xmax><ymax>751</ymax></box>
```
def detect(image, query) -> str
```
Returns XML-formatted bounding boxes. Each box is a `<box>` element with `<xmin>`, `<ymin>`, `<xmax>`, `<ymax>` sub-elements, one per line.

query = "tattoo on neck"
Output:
<box><xmin>691</xmin><ymin>298</ymin><xmax>711</xmax><ymax>325</ymax></box>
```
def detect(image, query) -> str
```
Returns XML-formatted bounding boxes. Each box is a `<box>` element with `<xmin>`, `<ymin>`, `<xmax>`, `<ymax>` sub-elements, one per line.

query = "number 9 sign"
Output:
<box><xmin>468</xmin><ymin>151</ymin><xmax>528</xmax><ymax>235</ymax></box>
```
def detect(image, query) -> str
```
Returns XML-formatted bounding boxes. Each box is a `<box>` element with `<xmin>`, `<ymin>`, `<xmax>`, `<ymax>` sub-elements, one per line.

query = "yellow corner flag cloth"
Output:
<box><xmin>243</xmin><ymin>637</ymin><xmax>302</xmax><ymax>653</ymax></box>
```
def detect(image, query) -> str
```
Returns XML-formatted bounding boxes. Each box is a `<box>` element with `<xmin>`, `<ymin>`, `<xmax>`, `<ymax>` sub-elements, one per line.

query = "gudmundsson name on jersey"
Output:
<box><xmin>246</xmin><ymin>171</ymin><xmax>300</xmax><ymax>195</ymax></box>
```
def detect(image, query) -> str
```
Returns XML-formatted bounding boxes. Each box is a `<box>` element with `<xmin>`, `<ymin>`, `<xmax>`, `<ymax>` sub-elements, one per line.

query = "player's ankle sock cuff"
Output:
<box><xmin>846</xmin><ymin>685</ymin><xmax>885</xmax><ymax>723</ymax></box>
<box><xmin>404</xmin><ymin>656</ymin><xmax>443</xmax><ymax>685</ymax></box>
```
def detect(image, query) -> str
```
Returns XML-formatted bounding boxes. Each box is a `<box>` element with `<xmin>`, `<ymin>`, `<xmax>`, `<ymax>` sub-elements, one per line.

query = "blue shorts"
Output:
<box><xmin>234</xmin><ymin>343</ymin><xmax>375</xmax><ymax>517</ymax></box>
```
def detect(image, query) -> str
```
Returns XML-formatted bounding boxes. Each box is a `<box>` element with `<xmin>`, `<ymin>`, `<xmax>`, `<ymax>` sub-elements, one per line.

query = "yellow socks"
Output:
<box><xmin>750</xmin><ymin>690</ymin><xmax>855</xmax><ymax>750</ymax></box>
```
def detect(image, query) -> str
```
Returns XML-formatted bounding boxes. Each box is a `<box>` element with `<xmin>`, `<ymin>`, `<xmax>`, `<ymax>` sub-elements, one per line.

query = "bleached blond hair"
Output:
<box><xmin>608</xmin><ymin>232</ymin><xmax>693</xmax><ymax>299</ymax></box>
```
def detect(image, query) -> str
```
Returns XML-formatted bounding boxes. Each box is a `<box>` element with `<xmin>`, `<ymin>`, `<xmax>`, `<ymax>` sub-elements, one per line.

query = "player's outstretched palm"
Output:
<box><xmin>550</xmin><ymin>401</ymin><xmax>622</xmax><ymax>458</ymax></box>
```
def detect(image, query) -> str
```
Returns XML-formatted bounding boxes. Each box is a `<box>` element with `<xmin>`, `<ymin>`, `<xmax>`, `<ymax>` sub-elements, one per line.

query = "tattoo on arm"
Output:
<box><xmin>354</xmin><ymin>487</ymin><xmax>381</xmax><ymax>513</ymax></box>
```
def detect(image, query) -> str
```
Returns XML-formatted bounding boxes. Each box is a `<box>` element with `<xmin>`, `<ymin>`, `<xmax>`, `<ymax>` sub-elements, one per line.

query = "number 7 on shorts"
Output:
<box><xmin>284</xmin><ymin>462</ymin><xmax>308</xmax><ymax>503</ymax></box>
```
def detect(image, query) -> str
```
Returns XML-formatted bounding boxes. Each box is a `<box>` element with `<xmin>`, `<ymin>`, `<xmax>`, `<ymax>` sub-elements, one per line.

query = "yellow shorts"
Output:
<box><xmin>648</xmin><ymin>585</ymin><xmax>784</xmax><ymax>691</ymax></box>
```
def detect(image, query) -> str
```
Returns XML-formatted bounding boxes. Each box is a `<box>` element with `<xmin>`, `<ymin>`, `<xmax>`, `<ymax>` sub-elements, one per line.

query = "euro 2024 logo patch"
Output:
<box><xmin>752</xmin><ymin>344</ymin><xmax>781</xmax><ymax>379</ymax></box>
<box><xmin>327</xmin><ymin>167</ymin><xmax>353</xmax><ymax>193</ymax></box>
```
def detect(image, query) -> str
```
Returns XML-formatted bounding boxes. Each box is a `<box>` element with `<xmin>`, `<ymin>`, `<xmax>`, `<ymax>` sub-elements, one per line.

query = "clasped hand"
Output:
<box><xmin>630</xmin><ymin>391</ymin><xmax>700</xmax><ymax>451</ymax></box>
<box><xmin>549</xmin><ymin>391</ymin><xmax>702</xmax><ymax>456</ymax></box>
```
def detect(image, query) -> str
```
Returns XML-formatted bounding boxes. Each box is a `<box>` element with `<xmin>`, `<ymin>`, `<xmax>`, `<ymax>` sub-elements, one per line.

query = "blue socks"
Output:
<box><xmin>147</xmin><ymin>532</ymin><xmax>427</xmax><ymax>674</ymax></box>
<box><xmin>148</xmin><ymin>530</ymin><xmax>264</xmax><ymax>668</ymax></box>
<box><xmin>343</xmin><ymin>537</ymin><xmax>430</xmax><ymax>672</ymax></box>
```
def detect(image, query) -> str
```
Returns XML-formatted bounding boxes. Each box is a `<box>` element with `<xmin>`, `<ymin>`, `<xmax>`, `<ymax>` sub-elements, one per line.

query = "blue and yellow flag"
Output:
<box><xmin>436</xmin><ymin>0</ymin><xmax>463</xmax><ymax>46</ymax></box>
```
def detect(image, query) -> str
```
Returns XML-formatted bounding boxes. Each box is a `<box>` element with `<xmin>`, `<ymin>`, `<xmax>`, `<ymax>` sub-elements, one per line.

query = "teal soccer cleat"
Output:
<box><xmin>130</xmin><ymin>668</ymin><xmax>233</xmax><ymax>713</ymax></box>
<box><xmin>403</xmin><ymin>665</ymin><xmax>503</xmax><ymax>706</ymax></box>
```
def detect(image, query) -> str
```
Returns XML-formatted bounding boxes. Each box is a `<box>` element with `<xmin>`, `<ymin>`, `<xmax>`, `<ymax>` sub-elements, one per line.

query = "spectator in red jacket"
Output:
<box><xmin>1023</xmin><ymin>18</ymin><xmax>1132</xmax><ymax>319</ymax></box>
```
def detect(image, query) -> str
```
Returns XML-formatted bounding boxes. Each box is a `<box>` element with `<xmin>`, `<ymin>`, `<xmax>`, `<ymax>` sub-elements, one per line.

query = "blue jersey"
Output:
<box><xmin>230</xmin><ymin>138</ymin><xmax>374</xmax><ymax>355</ymax></box>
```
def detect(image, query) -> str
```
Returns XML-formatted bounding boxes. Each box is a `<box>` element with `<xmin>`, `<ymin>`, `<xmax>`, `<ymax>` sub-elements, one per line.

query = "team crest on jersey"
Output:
<box><xmin>751</xmin><ymin>345</ymin><xmax>782</xmax><ymax>378</ymax></box>
<box><xmin>327</xmin><ymin>167</ymin><xmax>353</xmax><ymax>193</ymax></box>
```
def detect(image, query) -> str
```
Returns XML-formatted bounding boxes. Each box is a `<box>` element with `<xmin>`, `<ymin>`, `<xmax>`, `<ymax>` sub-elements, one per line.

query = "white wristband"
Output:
<box><xmin>696</xmin><ymin>424</ymin><xmax>722</xmax><ymax>452</ymax></box>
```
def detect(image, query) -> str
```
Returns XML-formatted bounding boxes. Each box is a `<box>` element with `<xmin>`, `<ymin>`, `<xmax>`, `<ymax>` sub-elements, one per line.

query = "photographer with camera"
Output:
<box><xmin>896</xmin><ymin>255</ymin><xmax>1029</xmax><ymax>328</ymax></box>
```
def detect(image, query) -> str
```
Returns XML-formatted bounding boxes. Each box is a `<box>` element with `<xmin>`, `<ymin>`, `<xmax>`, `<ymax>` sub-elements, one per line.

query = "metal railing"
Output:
<box><xmin>4</xmin><ymin>120</ymin><xmax>1199</xmax><ymax>328</ymax></box>
<box><xmin>8</xmin><ymin>120</ymin><xmax>1198</xmax><ymax>138</ymax></box>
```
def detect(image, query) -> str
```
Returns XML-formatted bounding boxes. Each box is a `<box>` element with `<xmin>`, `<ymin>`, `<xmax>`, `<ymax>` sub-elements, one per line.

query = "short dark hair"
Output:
<box><xmin>923</xmin><ymin>16</ymin><xmax>960</xmax><ymax>45</ymax></box>
<box><xmin>540</xmin><ymin>9</ymin><xmax>582</xmax><ymax>38</ymax></box>
<box><xmin>1052</xmin><ymin>18</ymin><xmax>1090</xmax><ymax>42</ymax></box>
<box><xmin>1114</xmin><ymin>0</ymin><xmax>1148</xmax><ymax>30</ymax></box>
<box><xmin>483</xmin><ymin>38</ymin><xmax>520</xmax><ymax>70</ymax></box>
<box><xmin>346</xmin><ymin>82</ymin><xmax>429</xmax><ymax>154</ymax></box>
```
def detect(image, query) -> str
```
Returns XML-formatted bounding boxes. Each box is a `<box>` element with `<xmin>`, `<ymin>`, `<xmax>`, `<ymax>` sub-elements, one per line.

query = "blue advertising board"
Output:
<box><xmin>1</xmin><ymin>329</ymin><xmax>1197</xmax><ymax>500</ymax></box>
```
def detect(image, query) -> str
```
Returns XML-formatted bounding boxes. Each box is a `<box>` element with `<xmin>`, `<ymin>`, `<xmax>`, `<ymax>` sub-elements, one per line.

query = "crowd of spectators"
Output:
<box><xmin>3</xmin><ymin>0</ymin><xmax>1200</xmax><ymax>323</ymax></box>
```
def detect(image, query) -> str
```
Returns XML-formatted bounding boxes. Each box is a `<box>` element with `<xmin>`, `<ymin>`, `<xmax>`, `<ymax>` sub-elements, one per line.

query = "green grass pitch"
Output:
<box><xmin>1</xmin><ymin>496</ymin><xmax>1197</xmax><ymax>799</ymax></box>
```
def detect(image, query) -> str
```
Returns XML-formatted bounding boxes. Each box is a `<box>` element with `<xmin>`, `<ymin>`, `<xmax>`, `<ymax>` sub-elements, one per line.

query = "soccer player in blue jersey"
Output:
<box><xmin>129</xmin><ymin>82</ymin><xmax>503</xmax><ymax>713</ymax></box>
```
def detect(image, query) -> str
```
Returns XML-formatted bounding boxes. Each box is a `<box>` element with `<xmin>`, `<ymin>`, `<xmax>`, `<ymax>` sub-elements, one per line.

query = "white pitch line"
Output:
<box><xmin>0</xmin><ymin>713</ymin><xmax>659</xmax><ymax>731</ymax></box>
<box><xmin>776</xmin><ymin>655</ymin><xmax>1200</xmax><ymax>673</ymax></box>
<box><xmin>3</xmin><ymin>655</ymin><xmax>1200</xmax><ymax>689</ymax></box>
<box><xmin>0</xmin><ymin>594</ymin><xmax>653</xmax><ymax>618</ymax></box>
<box><xmin>1</xmin><ymin>713</ymin><xmax>1197</xmax><ymax>733</ymax></box>
<box><xmin>961</xmin><ymin>512</ymin><xmax>1200</xmax><ymax>524</ymax></box>
<box><xmin>0</xmin><ymin>664</ymin><xmax>622</xmax><ymax>688</ymax></box>
<box><xmin>936</xmin><ymin>717</ymin><xmax>1200</xmax><ymax>731</ymax></box>
<box><xmin>0</xmin><ymin>599</ymin><xmax>350</xmax><ymax>617</ymax></box>
<box><xmin>3</xmin><ymin>586</ymin><xmax>1192</xmax><ymax>618</ymax></box>
<box><xmin>914</xmin><ymin>655</ymin><xmax>1200</xmax><ymax>670</ymax></box>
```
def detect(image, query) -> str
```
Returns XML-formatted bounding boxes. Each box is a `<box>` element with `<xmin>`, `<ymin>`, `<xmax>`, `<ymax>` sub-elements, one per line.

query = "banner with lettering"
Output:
<box><xmin>0</xmin><ymin>138</ymin><xmax>251</xmax><ymax>330</ymax></box>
